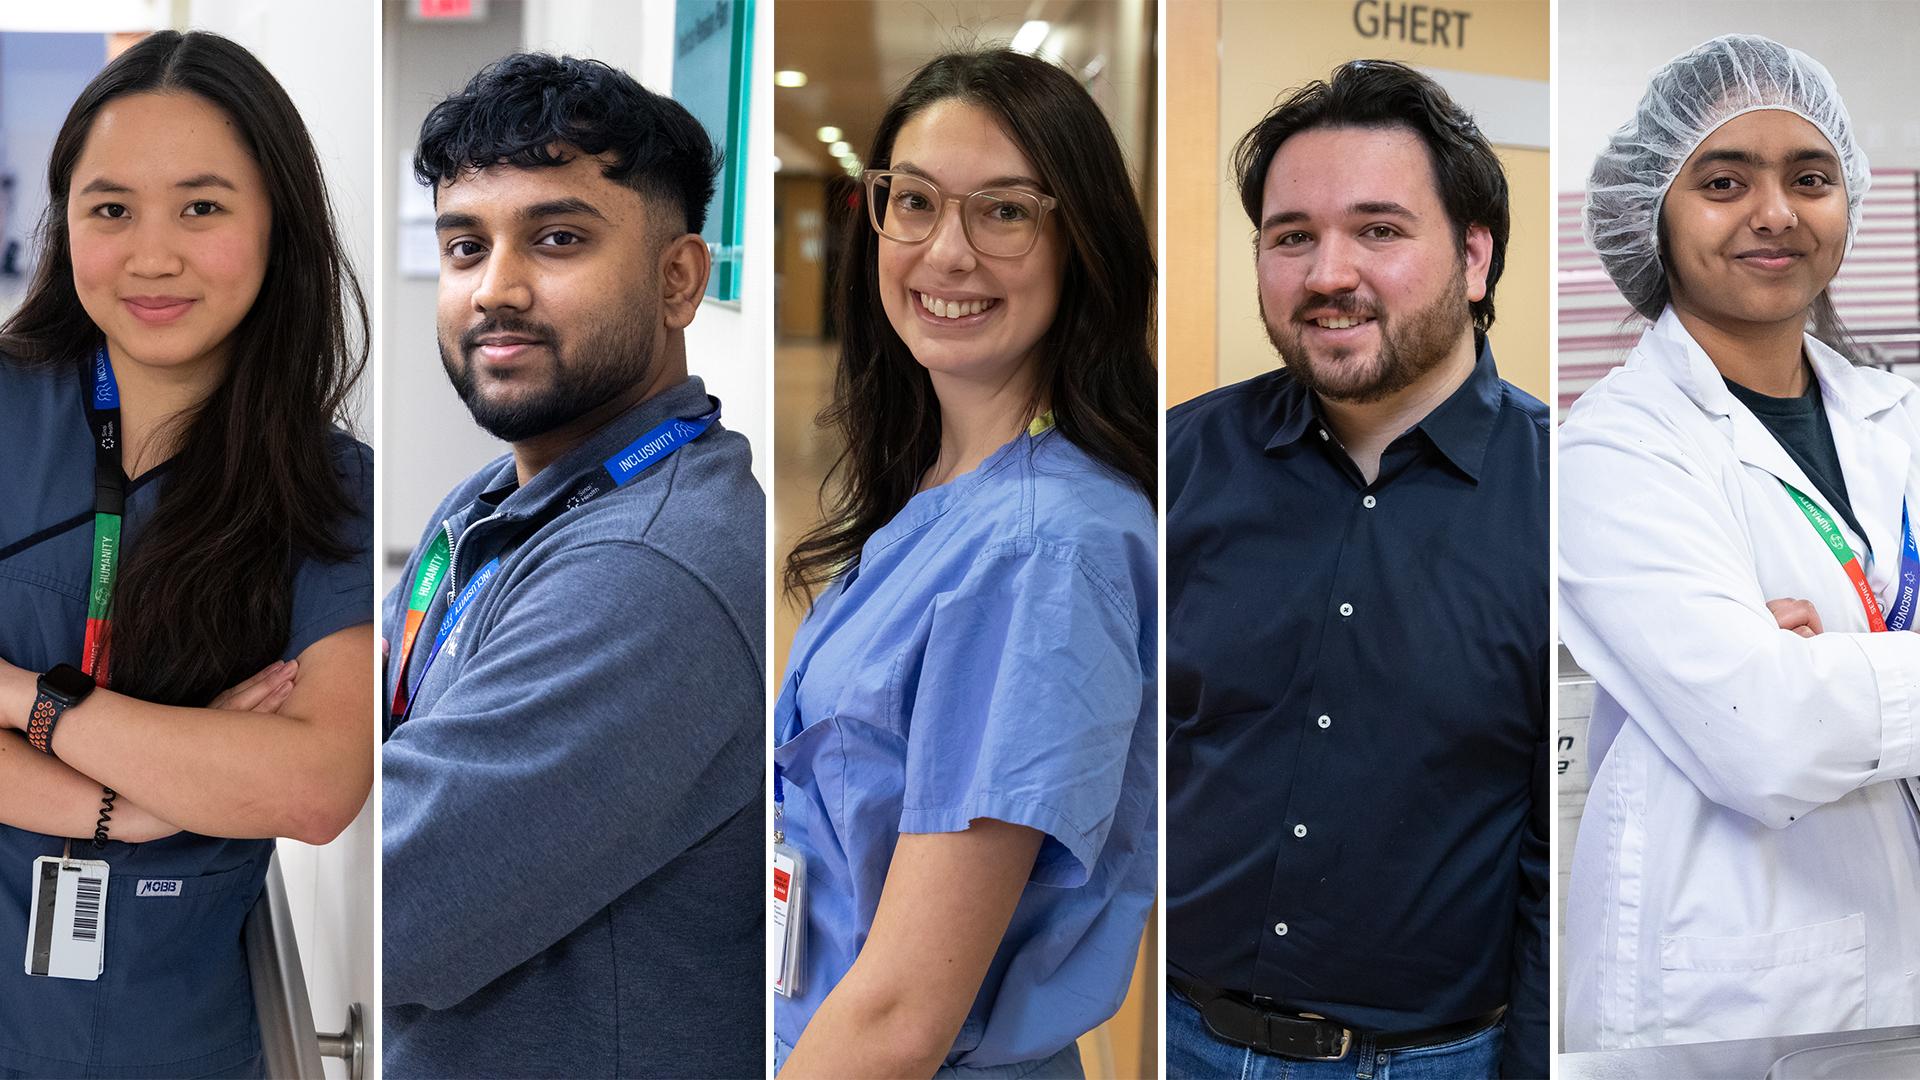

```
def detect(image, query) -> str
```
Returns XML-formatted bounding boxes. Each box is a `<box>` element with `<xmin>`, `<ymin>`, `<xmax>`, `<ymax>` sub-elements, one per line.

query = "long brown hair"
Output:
<box><xmin>0</xmin><ymin>31</ymin><xmax>367</xmax><ymax>705</ymax></box>
<box><xmin>783</xmin><ymin>49</ymin><xmax>1156</xmax><ymax>604</ymax></box>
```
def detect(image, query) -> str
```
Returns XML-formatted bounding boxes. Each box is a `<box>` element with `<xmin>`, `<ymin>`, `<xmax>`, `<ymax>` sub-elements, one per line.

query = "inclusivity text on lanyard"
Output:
<box><xmin>1781</xmin><ymin>481</ymin><xmax>1918</xmax><ymax>632</ymax></box>
<box><xmin>387</xmin><ymin>404</ymin><xmax>722</xmax><ymax>723</ymax></box>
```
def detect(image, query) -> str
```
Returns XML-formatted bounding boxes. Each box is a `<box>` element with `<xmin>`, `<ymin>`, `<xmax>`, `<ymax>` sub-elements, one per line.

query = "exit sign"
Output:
<box><xmin>416</xmin><ymin>0</ymin><xmax>483</xmax><ymax>20</ymax></box>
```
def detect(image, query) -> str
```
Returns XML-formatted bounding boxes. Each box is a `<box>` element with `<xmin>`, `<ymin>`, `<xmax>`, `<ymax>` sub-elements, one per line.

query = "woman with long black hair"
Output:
<box><xmin>0</xmin><ymin>31</ymin><xmax>371</xmax><ymax>1077</ymax></box>
<box><xmin>774</xmin><ymin>48</ymin><xmax>1156</xmax><ymax>1079</ymax></box>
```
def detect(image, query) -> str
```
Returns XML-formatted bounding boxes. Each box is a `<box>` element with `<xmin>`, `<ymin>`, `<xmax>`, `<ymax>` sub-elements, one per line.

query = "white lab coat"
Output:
<box><xmin>1560</xmin><ymin>307</ymin><xmax>1920</xmax><ymax>1051</ymax></box>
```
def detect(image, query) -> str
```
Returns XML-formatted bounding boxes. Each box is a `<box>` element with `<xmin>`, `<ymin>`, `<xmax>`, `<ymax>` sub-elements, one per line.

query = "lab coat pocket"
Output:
<box><xmin>1659</xmin><ymin>913</ymin><xmax>1867</xmax><ymax>1044</ymax></box>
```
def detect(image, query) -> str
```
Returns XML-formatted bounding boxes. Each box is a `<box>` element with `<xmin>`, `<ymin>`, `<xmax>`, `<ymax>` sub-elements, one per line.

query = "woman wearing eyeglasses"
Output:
<box><xmin>773</xmin><ymin>48</ymin><xmax>1157</xmax><ymax>1080</ymax></box>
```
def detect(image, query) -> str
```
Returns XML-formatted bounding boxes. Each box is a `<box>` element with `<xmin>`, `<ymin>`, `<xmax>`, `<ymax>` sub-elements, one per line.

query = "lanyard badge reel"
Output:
<box><xmin>772</xmin><ymin>767</ymin><xmax>806</xmax><ymax>998</ymax></box>
<box><xmin>24</xmin><ymin>841</ymin><xmax>110</xmax><ymax>981</ymax></box>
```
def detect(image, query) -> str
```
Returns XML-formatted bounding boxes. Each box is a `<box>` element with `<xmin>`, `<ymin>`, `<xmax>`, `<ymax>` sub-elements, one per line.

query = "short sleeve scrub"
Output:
<box><xmin>773</xmin><ymin>424</ymin><xmax>1158</xmax><ymax>1075</ymax></box>
<box><xmin>0</xmin><ymin>358</ymin><xmax>373</xmax><ymax>1079</ymax></box>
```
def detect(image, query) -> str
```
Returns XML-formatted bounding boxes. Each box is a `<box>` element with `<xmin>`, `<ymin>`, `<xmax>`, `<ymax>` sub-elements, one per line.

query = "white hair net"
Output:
<box><xmin>1584</xmin><ymin>34</ymin><xmax>1869</xmax><ymax>318</ymax></box>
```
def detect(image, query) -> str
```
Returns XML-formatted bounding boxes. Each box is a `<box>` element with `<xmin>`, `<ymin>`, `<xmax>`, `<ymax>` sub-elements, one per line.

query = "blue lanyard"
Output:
<box><xmin>1888</xmin><ymin>502</ymin><xmax>1919</xmax><ymax>632</ymax></box>
<box><xmin>398</xmin><ymin>404</ymin><xmax>720</xmax><ymax>720</ymax></box>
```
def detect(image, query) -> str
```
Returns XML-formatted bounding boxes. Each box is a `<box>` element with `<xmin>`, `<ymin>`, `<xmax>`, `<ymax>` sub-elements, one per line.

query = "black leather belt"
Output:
<box><xmin>1171</xmin><ymin>976</ymin><xmax>1506</xmax><ymax>1062</ymax></box>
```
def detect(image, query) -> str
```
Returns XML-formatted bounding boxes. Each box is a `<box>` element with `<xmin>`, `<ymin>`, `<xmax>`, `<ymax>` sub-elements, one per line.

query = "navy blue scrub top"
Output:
<box><xmin>0</xmin><ymin>358</ymin><xmax>373</xmax><ymax>1078</ymax></box>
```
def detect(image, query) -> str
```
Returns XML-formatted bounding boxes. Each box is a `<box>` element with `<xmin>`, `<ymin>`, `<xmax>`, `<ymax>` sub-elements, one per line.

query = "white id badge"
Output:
<box><xmin>24</xmin><ymin>855</ymin><xmax>109</xmax><ymax>981</ymax></box>
<box><xmin>772</xmin><ymin>842</ymin><xmax>806</xmax><ymax>997</ymax></box>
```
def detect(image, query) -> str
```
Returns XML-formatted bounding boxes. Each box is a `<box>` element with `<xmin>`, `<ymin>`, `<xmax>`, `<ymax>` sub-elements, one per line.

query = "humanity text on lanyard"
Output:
<box><xmin>387</xmin><ymin>402</ymin><xmax>722</xmax><ymax>723</ymax></box>
<box><xmin>84</xmin><ymin>345</ymin><xmax>126</xmax><ymax>685</ymax></box>
<box><xmin>1781</xmin><ymin>480</ymin><xmax>1919</xmax><ymax>633</ymax></box>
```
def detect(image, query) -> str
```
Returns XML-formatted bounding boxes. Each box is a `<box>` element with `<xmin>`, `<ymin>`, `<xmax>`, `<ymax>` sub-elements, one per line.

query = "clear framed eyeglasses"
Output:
<box><xmin>861</xmin><ymin>169</ymin><xmax>1059</xmax><ymax>258</ymax></box>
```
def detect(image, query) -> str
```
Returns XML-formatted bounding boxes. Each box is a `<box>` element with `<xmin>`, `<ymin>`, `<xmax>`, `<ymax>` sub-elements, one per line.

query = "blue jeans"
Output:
<box><xmin>775</xmin><ymin>1032</ymin><xmax>1084</xmax><ymax>1078</ymax></box>
<box><xmin>1167</xmin><ymin>985</ymin><xmax>1504</xmax><ymax>1080</ymax></box>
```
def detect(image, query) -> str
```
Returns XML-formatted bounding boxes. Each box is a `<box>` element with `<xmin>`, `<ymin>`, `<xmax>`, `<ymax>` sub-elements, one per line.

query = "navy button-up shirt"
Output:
<box><xmin>1166</xmin><ymin>336</ymin><xmax>1550</xmax><ymax>1079</ymax></box>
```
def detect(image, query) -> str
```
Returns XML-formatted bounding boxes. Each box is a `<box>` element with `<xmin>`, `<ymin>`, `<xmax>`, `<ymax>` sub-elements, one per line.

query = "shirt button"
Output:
<box><xmin>1339</xmin><ymin>602</ymin><xmax>1353</xmax><ymax>617</ymax></box>
<box><xmin>1318</xmin><ymin>428</ymin><xmax>1329</xmax><ymax>441</ymax></box>
<box><xmin>1362</xmin><ymin>495</ymin><xmax>1377</xmax><ymax>509</ymax></box>
<box><xmin>1293</xmin><ymin>824</ymin><xmax>1308</xmax><ymax>838</ymax></box>
<box><xmin>1274</xmin><ymin>922</ymin><xmax>1289</xmax><ymax>936</ymax></box>
<box><xmin>1317</xmin><ymin>714</ymin><xmax>1331</xmax><ymax>729</ymax></box>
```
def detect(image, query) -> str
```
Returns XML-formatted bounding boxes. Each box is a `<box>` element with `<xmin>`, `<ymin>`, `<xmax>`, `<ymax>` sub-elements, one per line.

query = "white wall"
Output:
<box><xmin>188</xmin><ymin>0</ymin><xmax>378</xmax><ymax>433</ymax></box>
<box><xmin>381</xmin><ymin>0</ymin><xmax>526</xmax><ymax>588</ymax></box>
<box><xmin>181</xmin><ymin>5</ymin><xmax>380</xmax><ymax>1077</ymax></box>
<box><xmin>520</xmin><ymin>0</ymin><xmax>770</xmax><ymax>500</ymax></box>
<box><xmin>384</xmin><ymin>0</ymin><xmax>771</xmax><ymax>585</ymax></box>
<box><xmin>1557</xmin><ymin>0</ymin><xmax>1920</xmax><ymax>193</ymax></box>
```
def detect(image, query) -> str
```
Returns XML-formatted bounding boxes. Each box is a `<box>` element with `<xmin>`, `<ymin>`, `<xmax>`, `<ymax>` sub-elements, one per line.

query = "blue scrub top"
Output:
<box><xmin>0</xmin><ymin>357</ymin><xmax>372</xmax><ymax>1078</ymax></box>
<box><xmin>774</xmin><ymin>425</ymin><xmax>1157</xmax><ymax>1068</ymax></box>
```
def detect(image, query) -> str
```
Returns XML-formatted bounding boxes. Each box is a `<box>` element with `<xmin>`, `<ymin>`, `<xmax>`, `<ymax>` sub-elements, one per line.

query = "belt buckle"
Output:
<box><xmin>1292</xmin><ymin>1012</ymin><xmax>1352</xmax><ymax>1062</ymax></box>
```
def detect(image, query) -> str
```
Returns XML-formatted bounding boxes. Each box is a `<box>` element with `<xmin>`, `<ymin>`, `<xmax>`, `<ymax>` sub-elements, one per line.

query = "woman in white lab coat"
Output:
<box><xmin>1560</xmin><ymin>34</ymin><xmax>1920</xmax><ymax>1051</ymax></box>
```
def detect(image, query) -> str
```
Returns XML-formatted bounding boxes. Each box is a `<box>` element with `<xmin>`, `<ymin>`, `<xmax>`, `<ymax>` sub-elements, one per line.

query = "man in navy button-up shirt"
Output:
<box><xmin>1166</xmin><ymin>60</ymin><xmax>1549</xmax><ymax>1079</ymax></box>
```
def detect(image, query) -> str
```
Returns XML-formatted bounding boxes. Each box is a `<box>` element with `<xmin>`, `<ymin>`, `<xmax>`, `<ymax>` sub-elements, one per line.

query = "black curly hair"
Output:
<box><xmin>414</xmin><ymin>52</ymin><xmax>721</xmax><ymax>234</ymax></box>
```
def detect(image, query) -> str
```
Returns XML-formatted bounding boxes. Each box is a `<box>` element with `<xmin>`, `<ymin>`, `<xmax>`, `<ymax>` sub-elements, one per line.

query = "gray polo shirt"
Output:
<box><xmin>381</xmin><ymin>375</ymin><xmax>765</xmax><ymax>1078</ymax></box>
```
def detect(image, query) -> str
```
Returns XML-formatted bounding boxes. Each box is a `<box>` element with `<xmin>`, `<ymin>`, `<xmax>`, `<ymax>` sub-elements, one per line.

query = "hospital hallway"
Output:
<box><xmin>773</xmin><ymin>338</ymin><xmax>838</xmax><ymax>678</ymax></box>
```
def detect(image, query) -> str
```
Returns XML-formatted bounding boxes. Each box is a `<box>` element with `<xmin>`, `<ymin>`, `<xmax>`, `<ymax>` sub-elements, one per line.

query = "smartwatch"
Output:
<box><xmin>28</xmin><ymin>663</ymin><xmax>96</xmax><ymax>755</ymax></box>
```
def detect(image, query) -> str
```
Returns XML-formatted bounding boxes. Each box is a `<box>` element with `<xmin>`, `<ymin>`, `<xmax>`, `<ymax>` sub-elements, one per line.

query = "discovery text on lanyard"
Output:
<box><xmin>84</xmin><ymin>346</ymin><xmax>126</xmax><ymax>686</ymax></box>
<box><xmin>387</xmin><ymin>403</ymin><xmax>722</xmax><ymax>724</ymax></box>
<box><xmin>1781</xmin><ymin>481</ymin><xmax>1919</xmax><ymax>632</ymax></box>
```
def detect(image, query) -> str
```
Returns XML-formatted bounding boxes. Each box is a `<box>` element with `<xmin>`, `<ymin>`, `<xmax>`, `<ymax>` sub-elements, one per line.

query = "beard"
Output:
<box><xmin>440</xmin><ymin>306</ymin><xmax>655</xmax><ymax>443</ymax></box>
<box><xmin>1261</xmin><ymin>265</ymin><xmax>1471</xmax><ymax>405</ymax></box>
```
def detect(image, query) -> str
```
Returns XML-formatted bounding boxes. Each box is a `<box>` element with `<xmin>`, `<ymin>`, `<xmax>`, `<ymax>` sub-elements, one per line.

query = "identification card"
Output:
<box><xmin>772</xmin><ymin>842</ymin><xmax>806</xmax><ymax>997</ymax></box>
<box><xmin>24</xmin><ymin>855</ymin><xmax>109</xmax><ymax>981</ymax></box>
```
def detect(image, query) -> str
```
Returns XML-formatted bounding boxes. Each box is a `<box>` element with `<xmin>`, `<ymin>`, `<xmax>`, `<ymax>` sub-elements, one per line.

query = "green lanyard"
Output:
<box><xmin>1781</xmin><ymin>481</ymin><xmax>1887</xmax><ymax>632</ymax></box>
<box><xmin>387</xmin><ymin>529</ymin><xmax>451</xmax><ymax>717</ymax></box>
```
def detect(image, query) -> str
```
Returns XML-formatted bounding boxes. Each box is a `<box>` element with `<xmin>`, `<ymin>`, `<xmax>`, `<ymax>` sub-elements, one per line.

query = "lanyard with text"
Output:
<box><xmin>1781</xmin><ymin>481</ymin><xmax>1919</xmax><ymax>632</ymax></box>
<box><xmin>83</xmin><ymin>345</ymin><xmax>126</xmax><ymax>685</ymax></box>
<box><xmin>387</xmin><ymin>403</ymin><xmax>721</xmax><ymax>723</ymax></box>
<box><xmin>25</xmin><ymin>349</ymin><xmax>126</xmax><ymax>983</ymax></box>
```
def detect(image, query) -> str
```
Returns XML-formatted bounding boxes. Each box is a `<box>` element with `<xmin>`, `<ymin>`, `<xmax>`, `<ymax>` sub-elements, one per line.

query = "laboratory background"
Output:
<box><xmin>1554</xmin><ymin>0</ymin><xmax>1920</xmax><ymax>1067</ymax></box>
<box><xmin>0</xmin><ymin>1</ymin><xmax>376</xmax><ymax>1077</ymax></box>
<box><xmin>381</xmin><ymin>0</ymin><xmax>770</xmax><ymax>598</ymax></box>
<box><xmin>771</xmin><ymin>1</ymin><xmax>1158</xmax><ymax>1075</ymax></box>
<box><xmin>1164</xmin><ymin>0</ymin><xmax>1549</xmax><ymax>406</ymax></box>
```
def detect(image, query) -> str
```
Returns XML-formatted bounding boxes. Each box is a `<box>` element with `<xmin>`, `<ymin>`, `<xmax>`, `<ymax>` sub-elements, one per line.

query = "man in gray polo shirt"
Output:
<box><xmin>380</xmin><ymin>54</ymin><xmax>763</xmax><ymax>1078</ymax></box>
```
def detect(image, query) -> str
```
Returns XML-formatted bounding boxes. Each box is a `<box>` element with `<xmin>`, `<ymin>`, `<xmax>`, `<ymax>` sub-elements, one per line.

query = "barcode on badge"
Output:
<box><xmin>72</xmin><ymin>877</ymin><xmax>103</xmax><ymax>942</ymax></box>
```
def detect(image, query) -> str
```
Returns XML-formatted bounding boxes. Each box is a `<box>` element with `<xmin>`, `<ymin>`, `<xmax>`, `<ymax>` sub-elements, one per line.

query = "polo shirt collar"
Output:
<box><xmin>471</xmin><ymin>375</ymin><xmax>717</xmax><ymax>523</ymax></box>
